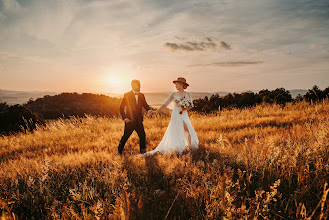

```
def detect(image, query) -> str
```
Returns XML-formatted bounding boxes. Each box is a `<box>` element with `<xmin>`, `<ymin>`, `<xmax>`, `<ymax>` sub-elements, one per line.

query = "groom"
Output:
<box><xmin>118</xmin><ymin>79</ymin><xmax>152</xmax><ymax>154</ymax></box>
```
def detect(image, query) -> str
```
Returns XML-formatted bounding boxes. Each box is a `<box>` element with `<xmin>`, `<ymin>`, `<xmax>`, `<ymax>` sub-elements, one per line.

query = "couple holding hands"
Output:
<box><xmin>118</xmin><ymin>77</ymin><xmax>199</xmax><ymax>156</ymax></box>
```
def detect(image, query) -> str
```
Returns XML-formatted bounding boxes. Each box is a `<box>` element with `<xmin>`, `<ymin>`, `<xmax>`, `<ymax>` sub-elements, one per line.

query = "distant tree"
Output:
<box><xmin>258</xmin><ymin>89</ymin><xmax>274</xmax><ymax>103</ymax></box>
<box><xmin>294</xmin><ymin>94</ymin><xmax>304</xmax><ymax>102</ymax></box>
<box><xmin>304</xmin><ymin>85</ymin><xmax>324</xmax><ymax>102</ymax></box>
<box><xmin>237</xmin><ymin>92</ymin><xmax>257</xmax><ymax>107</ymax></box>
<box><xmin>0</xmin><ymin>102</ymin><xmax>8</xmax><ymax>112</ymax></box>
<box><xmin>273</xmin><ymin>88</ymin><xmax>292</xmax><ymax>104</ymax></box>
<box><xmin>222</xmin><ymin>93</ymin><xmax>235</xmax><ymax>107</ymax></box>
<box><xmin>192</xmin><ymin>95</ymin><xmax>216</xmax><ymax>113</ymax></box>
<box><xmin>258</xmin><ymin>88</ymin><xmax>292</xmax><ymax>105</ymax></box>
<box><xmin>323</xmin><ymin>87</ymin><xmax>329</xmax><ymax>99</ymax></box>
<box><xmin>0</xmin><ymin>104</ymin><xmax>45</xmax><ymax>135</ymax></box>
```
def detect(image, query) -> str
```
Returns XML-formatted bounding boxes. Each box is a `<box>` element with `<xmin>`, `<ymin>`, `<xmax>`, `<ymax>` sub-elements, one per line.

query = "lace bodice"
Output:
<box><xmin>162</xmin><ymin>92</ymin><xmax>191</xmax><ymax>108</ymax></box>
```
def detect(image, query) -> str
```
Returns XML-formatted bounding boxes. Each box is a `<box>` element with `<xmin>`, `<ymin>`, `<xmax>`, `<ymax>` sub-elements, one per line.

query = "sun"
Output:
<box><xmin>107</xmin><ymin>75</ymin><xmax>123</xmax><ymax>87</ymax></box>
<box><xmin>98</xmin><ymin>63</ymin><xmax>137</xmax><ymax>94</ymax></box>
<box><xmin>105</xmin><ymin>75</ymin><xmax>126</xmax><ymax>94</ymax></box>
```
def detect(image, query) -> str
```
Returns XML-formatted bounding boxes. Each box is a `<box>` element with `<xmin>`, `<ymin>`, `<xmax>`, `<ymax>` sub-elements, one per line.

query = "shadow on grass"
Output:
<box><xmin>122</xmin><ymin>153</ymin><xmax>197</xmax><ymax>220</ymax></box>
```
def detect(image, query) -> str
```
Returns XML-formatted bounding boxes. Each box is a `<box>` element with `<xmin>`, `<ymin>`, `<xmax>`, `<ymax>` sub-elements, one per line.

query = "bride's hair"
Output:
<box><xmin>180</xmin><ymin>82</ymin><xmax>188</xmax><ymax>89</ymax></box>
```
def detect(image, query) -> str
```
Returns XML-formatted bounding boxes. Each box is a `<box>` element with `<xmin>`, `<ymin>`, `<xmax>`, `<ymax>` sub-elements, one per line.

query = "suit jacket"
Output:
<box><xmin>119</xmin><ymin>91</ymin><xmax>151</xmax><ymax>123</ymax></box>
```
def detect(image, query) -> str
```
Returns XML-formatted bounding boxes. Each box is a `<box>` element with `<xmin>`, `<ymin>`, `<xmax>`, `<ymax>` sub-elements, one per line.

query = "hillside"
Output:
<box><xmin>0</xmin><ymin>89</ymin><xmax>228</xmax><ymax>107</ymax></box>
<box><xmin>24</xmin><ymin>93</ymin><xmax>121</xmax><ymax>119</ymax></box>
<box><xmin>0</xmin><ymin>89</ymin><xmax>58</xmax><ymax>105</ymax></box>
<box><xmin>0</xmin><ymin>100</ymin><xmax>328</xmax><ymax>219</ymax></box>
<box><xmin>0</xmin><ymin>89</ymin><xmax>307</xmax><ymax>106</ymax></box>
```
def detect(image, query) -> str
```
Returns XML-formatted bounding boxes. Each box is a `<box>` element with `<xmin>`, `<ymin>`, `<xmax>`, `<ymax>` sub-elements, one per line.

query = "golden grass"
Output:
<box><xmin>1</xmin><ymin>100</ymin><xmax>329</xmax><ymax>219</ymax></box>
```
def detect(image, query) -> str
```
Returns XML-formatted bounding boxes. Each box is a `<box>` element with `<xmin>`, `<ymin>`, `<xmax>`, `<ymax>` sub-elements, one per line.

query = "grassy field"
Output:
<box><xmin>1</xmin><ymin>100</ymin><xmax>329</xmax><ymax>219</ymax></box>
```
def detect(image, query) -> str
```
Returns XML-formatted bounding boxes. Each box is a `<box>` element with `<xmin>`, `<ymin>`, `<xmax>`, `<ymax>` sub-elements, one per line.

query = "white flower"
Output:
<box><xmin>175</xmin><ymin>97</ymin><xmax>193</xmax><ymax>114</ymax></box>
<box><xmin>176</xmin><ymin>97</ymin><xmax>193</xmax><ymax>109</ymax></box>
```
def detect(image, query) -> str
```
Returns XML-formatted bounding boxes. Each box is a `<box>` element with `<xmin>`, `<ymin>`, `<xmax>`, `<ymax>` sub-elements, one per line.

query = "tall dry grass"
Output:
<box><xmin>0</xmin><ymin>100</ymin><xmax>329</xmax><ymax>219</ymax></box>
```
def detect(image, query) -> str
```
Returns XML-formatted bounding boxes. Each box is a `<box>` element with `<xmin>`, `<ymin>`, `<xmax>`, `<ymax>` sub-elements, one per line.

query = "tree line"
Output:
<box><xmin>191</xmin><ymin>85</ymin><xmax>329</xmax><ymax>113</ymax></box>
<box><xmin>0</xmin><ymin>85</ymin><xmax>328</xmax><ymax>135</ymax></box>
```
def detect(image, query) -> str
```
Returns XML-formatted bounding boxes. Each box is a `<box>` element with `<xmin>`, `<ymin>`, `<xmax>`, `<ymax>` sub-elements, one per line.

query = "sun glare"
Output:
<box><xmin>98</xmin><ymin>63</ymin><xmax>140</xmax><ymax>94</ymax></box>
<box><xmin>104</xmin><ymin>75</ymin><xmax>125</xmax><ymax>94</ymax></box>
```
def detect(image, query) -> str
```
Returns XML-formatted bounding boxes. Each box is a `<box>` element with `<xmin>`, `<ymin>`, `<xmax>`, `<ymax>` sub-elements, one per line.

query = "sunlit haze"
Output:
<box><xmin>0</xmin><ymin>0</ymin><xmax>328</xmax><ymax>94</ymax></box>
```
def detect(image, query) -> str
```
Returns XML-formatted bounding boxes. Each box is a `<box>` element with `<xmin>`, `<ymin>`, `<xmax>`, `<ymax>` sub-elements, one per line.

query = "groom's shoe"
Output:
<box><xmin>140</xmin><ymin>149</ymin><xmax>146</xmax><ymax>154</ymax></box>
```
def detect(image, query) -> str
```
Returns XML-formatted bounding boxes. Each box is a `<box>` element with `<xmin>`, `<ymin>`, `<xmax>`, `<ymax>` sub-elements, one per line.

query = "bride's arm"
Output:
<box><xmin>155</xmin><ymin>93</ymin><xmax>174</xmax><ymax>114</ymax></box>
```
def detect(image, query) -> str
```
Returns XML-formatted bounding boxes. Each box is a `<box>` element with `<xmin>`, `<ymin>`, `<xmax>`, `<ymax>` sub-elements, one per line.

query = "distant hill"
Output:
<box><xmin>24</xmin><ymin>93</ymin><xmax>121</xmax><ymax>119</ymax></box>
<box><xmin>0</xmin><ymin>89</ymin><xmax>58</xmax><ymax>105</ymax></box>
<box><xmin>288</xmin><ymin>89</ymin><xmax>308</xmax><ymax>98</ymax></box>
<box><xmin>0</xmin><ymin>89</ymin><xmax>307</xmax><ymax>107</ymax></box>
<box><xmin>144</xmin><ymin>92</ymin><xmax>229</xmax><ymax>107</ymax></box>
<box><xmin>0</xmin><ymin>90</ymin><xmax>228</xmax><ymax>107</ymax></box>
<box><xmin>103</xmin><ymin>92</ymin><xmax>229</xmax><ymax>108</ymax></box>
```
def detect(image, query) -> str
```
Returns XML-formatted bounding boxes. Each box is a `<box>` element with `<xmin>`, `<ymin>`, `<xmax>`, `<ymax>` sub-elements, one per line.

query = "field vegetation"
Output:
<box><xmin>1</xmin><ymin>100</ymin><xmax>329</xmax><ymax>219</ymax></box>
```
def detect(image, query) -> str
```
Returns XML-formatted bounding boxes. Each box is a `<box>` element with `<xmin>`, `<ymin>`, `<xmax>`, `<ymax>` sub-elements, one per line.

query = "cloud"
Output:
<box><xmin>164</xmin><ymin>37</ymin><xmax>231</xmax><ymax>52</ymax></box>
<box><xmin>174</xmin><ymin>36</ymin><xmax>186</xmax><ymax>40</ymax></box>
<box><xmin>273</xmin><ymin>50</ymin><xmax>292</xmax><ymax>55</ymax></box>
<box><xmin>220</xmin><ymin>41</ymin><xmax>232</xmax><ymax>50</ymax></box>
<box><xmin>0</xmin><ymin>0</ymin><xmax>328</xmax><ymax>92</ymax></box>
<box><xmin>310</xmin><ymin>44</ymin><xmax>323</xmax><ymax>50</ymax></box>
<box><xmin>0</xmin><ymin>0</ymin><xmax>21</xmax><ymax>12</ymax></box>
<box><xmin>309</xmin><ymin>44</ymin><xmax>329</xmax><ymax>54</ymax></box>
<box><xmin>187</xmin><ymin>61</ymin><xmax>264</xmax><ymax>67</ymax></box>
<box><xmin>0</xmin><ymin>51</ymin><xmax>48</xmax><ymax>63</ymax></box>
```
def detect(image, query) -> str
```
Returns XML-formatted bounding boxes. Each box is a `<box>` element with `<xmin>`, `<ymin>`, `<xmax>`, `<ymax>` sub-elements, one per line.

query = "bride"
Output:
<box><xmin>144</xmin><ymin>77</ymin><xmax>199</xmax><ymax>155</ymax></box>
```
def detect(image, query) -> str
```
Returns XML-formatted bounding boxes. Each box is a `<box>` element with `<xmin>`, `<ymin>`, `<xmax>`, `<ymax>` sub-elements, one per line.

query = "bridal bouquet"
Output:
<box><xmin>177</xmin><ymin>97</ymin><xmax>193</xmax><ymax>114</ymax></box>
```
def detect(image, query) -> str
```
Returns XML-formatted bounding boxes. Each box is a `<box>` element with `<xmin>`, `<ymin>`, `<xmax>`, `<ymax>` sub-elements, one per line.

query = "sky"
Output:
<box><xmin>0</xmin><ymin>0</ymin><xmax>328</xmax><ymax>94</ymax></box>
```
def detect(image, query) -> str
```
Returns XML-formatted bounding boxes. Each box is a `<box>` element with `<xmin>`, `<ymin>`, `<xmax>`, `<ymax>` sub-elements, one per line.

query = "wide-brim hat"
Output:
<box><xmin>173</xmin><ymin>77</ymin><xmax>189</xmax><ymax>87</ymax></box>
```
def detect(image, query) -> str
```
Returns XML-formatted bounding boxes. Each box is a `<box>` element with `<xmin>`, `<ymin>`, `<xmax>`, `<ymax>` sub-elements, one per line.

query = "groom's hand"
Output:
<box><xmin>147</xmin><ymin>110</ymin><xmax>153</xmax><ymax>117</ymax></box>
<box><xmin>124</xmin><ymin>118</ymin><xmax>132</xmax><ymax>123</ymax></box>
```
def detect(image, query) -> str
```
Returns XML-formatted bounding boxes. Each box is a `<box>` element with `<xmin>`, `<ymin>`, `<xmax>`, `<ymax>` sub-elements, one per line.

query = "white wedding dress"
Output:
<box><xmin>144</xmin><ymin>92</ymin><xmax>199</xmax><ymax>155</ymax></box>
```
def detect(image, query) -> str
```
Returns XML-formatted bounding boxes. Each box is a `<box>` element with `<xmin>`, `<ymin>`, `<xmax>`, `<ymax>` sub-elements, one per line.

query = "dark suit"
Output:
<box><xmin>118</xmin><ymin>91</ymin><xmax>151</xmax><ymax>154</ymax></box>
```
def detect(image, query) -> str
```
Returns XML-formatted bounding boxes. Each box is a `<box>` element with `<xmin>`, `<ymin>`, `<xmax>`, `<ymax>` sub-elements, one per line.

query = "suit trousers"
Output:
<box><xmin>118</xmin><ymin>121</ymin><xmax>146</xmax><ymax>154</ymax></box>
